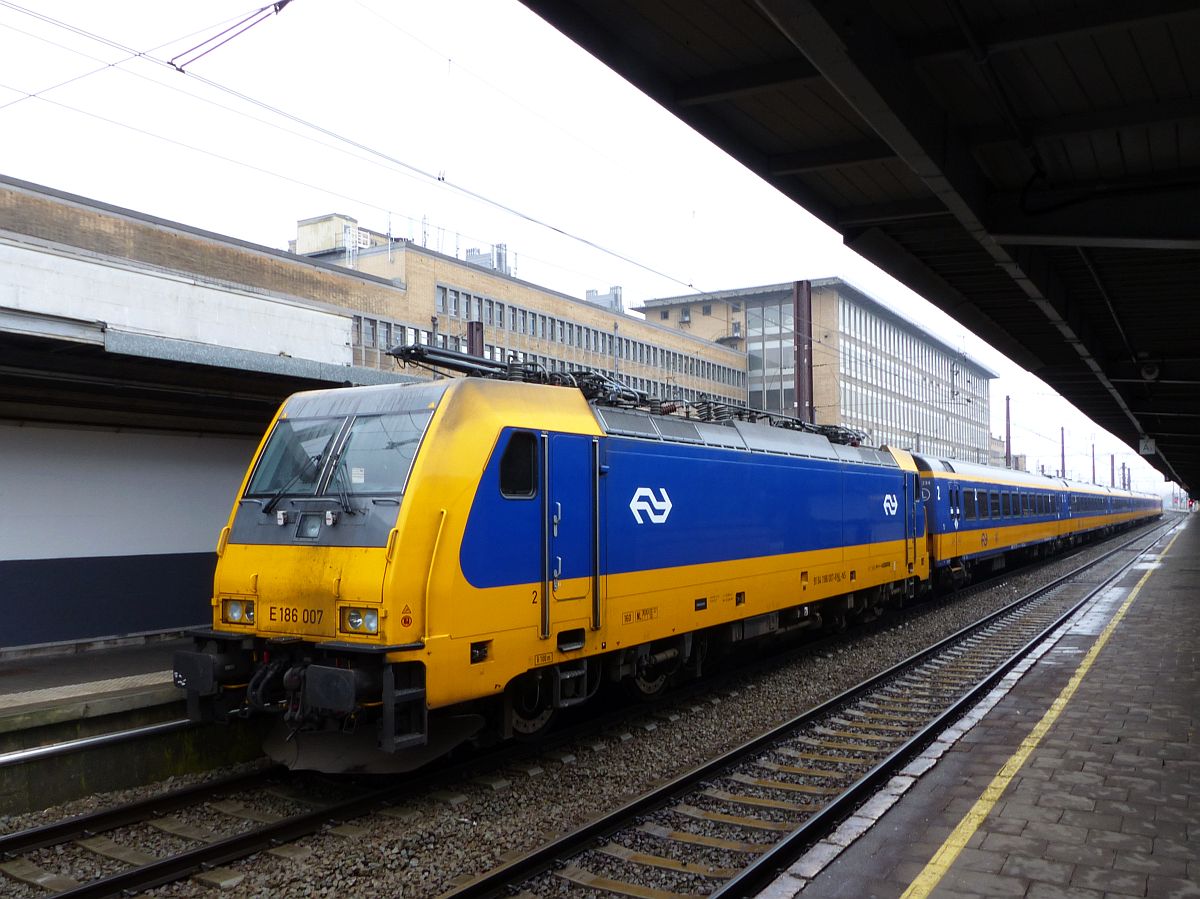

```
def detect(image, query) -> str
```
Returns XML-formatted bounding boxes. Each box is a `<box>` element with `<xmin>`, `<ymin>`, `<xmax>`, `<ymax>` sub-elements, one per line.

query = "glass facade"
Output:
<box><xmin>742</xmin><ymin>284</ymin><xmax>991</xmax><ymax>461</ymax></box>
<box><xmin>833</xmin><ymin>293</ymin><xmax>989</xmax><ymax>460</ymax></box>
<box><xmin>745</xmin><ymin>290</ymin><xmax>796</xmax><ymax>415</ymax></box>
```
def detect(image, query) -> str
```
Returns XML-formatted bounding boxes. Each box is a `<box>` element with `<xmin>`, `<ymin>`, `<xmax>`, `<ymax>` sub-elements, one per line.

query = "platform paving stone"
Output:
<box><xmin>1025</xmin><ymin>883</ymin><xmax>1104</xmax><ymax>899</ymax></box>
<box><xmin>1111</xmin><ymin>850</ymin><xmax>1189</xmax><ymax>877</ymax></box>
<box><xmin>1069</xmin><ymin>863</ymin><xmax>1147</xmax><ymax>895</ymax></box>
<box><xmin>1147</xmin><ymin>875</ymin><xmax>1200</xmax><ymax>898</ymax></box>
<box><xmin>1039</xmin><ymin>841</ymin><xmax>1113</xmax><ymax>868</ymax></box>
<box><xmin>941</xmin><ymin>869</ymin><xmax>1027</xmax><ymax>896</ymax></box>
<box><xmin>997</xmin><ymin>853</ymin><xmax>1072</xmax><ymax>885</ymax></box>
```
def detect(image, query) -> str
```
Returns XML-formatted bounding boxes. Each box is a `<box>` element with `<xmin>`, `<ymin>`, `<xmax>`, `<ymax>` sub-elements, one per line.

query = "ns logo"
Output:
<box><xmin>882</xmin><ymin>493</ymin><xmax>899</xmax><ymax>516</ymax></box>
<box><xmin>630</xmin><ymin>487</ymin><xmax>673</xmax><ymax>524</ymax></box>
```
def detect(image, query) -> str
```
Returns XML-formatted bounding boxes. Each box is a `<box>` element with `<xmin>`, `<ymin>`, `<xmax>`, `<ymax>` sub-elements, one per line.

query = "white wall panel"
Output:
<box><xmin>0</xmin><ymin>422</ymin><xmax>256</xmax><ymax>561</ymax></box>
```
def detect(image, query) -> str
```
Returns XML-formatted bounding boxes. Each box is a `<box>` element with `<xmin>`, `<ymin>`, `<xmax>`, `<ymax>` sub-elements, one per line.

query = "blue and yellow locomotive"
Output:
<box><xmin>174</xmin><ymin>347</ymin><xmax>1160</xmax><ymax>771</ymax></box>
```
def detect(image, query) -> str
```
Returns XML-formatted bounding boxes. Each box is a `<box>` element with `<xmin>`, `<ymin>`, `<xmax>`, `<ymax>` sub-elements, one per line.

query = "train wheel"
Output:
<box><xmin>624</xmin><ymin>667</ymin><xmax>669</xmax><ymax>701</ymax></box>
<box><xmin>507</xmin><ymin>673</ymin><xmax>555</xmax><ymax>739</ymax></box>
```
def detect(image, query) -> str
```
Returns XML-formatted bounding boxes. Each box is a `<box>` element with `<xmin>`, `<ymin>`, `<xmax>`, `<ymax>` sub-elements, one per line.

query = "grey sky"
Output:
<box><xmin>0</xmin><ymin>0</ymin><xmax>1173</xmax><ymax>494</ymax></box>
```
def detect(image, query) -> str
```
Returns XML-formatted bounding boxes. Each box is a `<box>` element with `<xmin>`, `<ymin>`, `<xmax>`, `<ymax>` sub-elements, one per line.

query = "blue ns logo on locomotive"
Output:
<box><xmin>629</xmin><ymin>487</ymin><xmax>672</xmax><ymax>524</ymax></box>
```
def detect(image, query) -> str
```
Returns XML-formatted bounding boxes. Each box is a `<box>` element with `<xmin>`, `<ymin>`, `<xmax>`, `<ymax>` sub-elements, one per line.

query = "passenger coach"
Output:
<box><xmin>917</xmin><ymin>457</ymin><xmax>1161</xmax><ymax>585</ymax></box>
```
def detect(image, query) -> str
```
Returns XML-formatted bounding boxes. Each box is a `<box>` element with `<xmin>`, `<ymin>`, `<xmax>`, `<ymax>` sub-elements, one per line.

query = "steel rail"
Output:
<box><xmin>713</xmin><ymin>518</ymin><xmax>1180</xmax><ymax>897</ymax></box>
<box><xmin>0</xmin><ymin>766</ymin><xmax>283</xmax><ymax>855</ymax></box>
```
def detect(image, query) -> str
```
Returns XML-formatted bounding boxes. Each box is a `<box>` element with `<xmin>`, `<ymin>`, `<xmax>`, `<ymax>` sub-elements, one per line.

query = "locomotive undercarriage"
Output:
<box><xmin>173</xmin><ymin>634</ymin><xmax>477</xmax><ymax>773</ymax></box>
<box><xmin>174</xmin><ymin>575</ymin><xmax>942</xmax><ymax>772</ymax></box>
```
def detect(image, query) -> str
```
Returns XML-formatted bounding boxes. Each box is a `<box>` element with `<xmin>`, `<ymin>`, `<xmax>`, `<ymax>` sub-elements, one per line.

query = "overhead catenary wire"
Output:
<box><xmin>0</xmin><ymin>0</ymin><xmax>701</xmax><ymax>294</ymax></box>
<box><xmin>0</xmin><ymin>5</ymin><xmax>276</xmax><ymax>112</ymax></box>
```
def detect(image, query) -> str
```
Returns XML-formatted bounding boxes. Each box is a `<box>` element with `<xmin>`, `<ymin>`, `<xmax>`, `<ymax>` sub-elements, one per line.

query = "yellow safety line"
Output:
<box><xmin>902</xmin><ymin>529</ymin><xmax>1181</xmax><ymax>899</ymax></box>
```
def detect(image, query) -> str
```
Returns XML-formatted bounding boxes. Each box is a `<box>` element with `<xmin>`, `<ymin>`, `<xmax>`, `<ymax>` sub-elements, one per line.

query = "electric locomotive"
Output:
<box><xmin>174</xmin><ymin>346</ymin><xmax>930</xmax><ymax>772</ymax></box>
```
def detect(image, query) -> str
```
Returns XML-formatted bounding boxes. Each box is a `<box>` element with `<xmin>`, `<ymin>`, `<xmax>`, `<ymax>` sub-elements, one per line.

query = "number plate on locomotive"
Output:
<box><xmin>264</xmin><ymin>605</ymin><xmax>326</xmax><ymax>633</ymax></box>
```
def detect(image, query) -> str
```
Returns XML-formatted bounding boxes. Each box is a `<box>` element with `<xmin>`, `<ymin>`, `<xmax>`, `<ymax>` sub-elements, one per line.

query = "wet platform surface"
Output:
<box><xmin>0</xmin><ymin>636</ymin><xmax>186</xmax><ymax>730</ymax></box>
<box><xmin>764</xmin><ymin>516</ymin><xmax>1198</xmax><ymax>899</ymax></box>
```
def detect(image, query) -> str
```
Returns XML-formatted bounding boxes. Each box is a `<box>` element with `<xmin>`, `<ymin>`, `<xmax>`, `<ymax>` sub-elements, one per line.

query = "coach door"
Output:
<box><xmin>904</xmin><ymin>472</ymin><xmax>918</xmax><ymax>572</ymax></box>
<box><xmin>945</xmin><ymin>480</ymin><xmax>964</xmax><ymax>556</ymax></box>
<box><xmin>539</xmin><ymin>433</ymin><xmax>601</xmax><ymax>642</ymax></box>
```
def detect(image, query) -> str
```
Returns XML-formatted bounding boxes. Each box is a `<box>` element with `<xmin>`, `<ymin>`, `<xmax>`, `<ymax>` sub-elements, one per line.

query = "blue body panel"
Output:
<box><xmin>460</xmin><ymin>430</ymin><xmax>915</xmax><ymax>590</ymax></box>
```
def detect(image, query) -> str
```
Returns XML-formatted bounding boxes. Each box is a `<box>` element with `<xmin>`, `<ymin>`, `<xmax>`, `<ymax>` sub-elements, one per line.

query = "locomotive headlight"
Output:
<box><xmin>340</xmin><ymin>606</ymin><xmax>379</xmax><ymax>635</ymax></box>
<box><xmin>221</xmin><ymin>599</ymin><xmax>255</xmax><ymax>625</ymax></box>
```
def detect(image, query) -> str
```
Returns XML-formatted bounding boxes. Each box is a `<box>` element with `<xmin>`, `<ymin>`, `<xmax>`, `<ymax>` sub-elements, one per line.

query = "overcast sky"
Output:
<box><xmin>0</xmin><ymin>0</ymin><xmax>1177</xmax><ymax>496</ymax></box>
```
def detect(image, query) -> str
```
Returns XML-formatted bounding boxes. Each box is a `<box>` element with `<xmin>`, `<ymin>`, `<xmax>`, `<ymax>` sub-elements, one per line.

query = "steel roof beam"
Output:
<box><xmin>754</xmin><ymin>0</ymin><xmax>1185</xmax><ymax>488</ymax></box>
<box><xmin>674</xmin><ymin>4</ymin><xmax>1200</xmax><ymax>110</ymax></box>
<box><xmin>836</xmin><ymin>198</ymin><xmax>953</xmax><ymax>228</ymax></box>
<box><xmin>971</xmin><ymin>97</ymin><xmax>1200</xmax><ymax>146</ymax></box>
<box><xmin>770</xmin><ymin>139</ymin><xmax>895</xmax><ymax>174</ymax></box>
<box><xmin>675</xmin><ymin>59</ymin><xmax>819</xmax><ymax>107</ymax></box>
<box><xmin>905</xmin><ymin>0</ymin><xmax>1200</xmax><ymax>61</ymax></box>
<box><xmin>988</xmin><ymin>182</ymin><xmax>1200</xmax><ymax>250</ymax></box>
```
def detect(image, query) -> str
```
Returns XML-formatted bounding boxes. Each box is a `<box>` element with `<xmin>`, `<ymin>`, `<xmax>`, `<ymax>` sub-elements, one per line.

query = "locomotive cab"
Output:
<box><xmin>174</xmin><ymin>381</ymin><xmax>452</xmax><ymax>771</ymax></box>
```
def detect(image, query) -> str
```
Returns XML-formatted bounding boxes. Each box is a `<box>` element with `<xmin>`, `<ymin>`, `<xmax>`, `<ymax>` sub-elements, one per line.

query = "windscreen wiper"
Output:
<box><xmin>330</xmin><ymin>458</ymin><xmax>358</xmax><ymax>515</ymax></box>
<box><xmin>262</xmin><ymin>454</ymin><xmax>320</xmax><ymax>514</ymax></box>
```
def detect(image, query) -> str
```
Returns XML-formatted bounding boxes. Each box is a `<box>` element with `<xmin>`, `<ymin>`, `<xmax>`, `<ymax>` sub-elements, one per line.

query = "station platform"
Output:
<box><xmin>0</xmin><ymin>634</ymin><xmax>186</xmax><ymax>735</ymax></box>
<box><xmin>0</xmin><ymin>633</ymin><xmax>273</xmax><ymax>816</ymax></box>
<box><xmin>767</xmin><ymin>516</ymin><xmax>1198</xmax><ymax>899</ymax></box>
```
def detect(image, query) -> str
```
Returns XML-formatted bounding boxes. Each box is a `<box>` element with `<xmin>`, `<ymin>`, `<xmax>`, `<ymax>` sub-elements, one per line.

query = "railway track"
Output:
<box><xmin>0</xmin><ymin>521</ymin><xmax>1171</xmax><ymax>897</ymax></box>
<box><xmin>443</xmin><ymin>519</ymin><xmax>1177</xmax><ymax>898</ymax></box>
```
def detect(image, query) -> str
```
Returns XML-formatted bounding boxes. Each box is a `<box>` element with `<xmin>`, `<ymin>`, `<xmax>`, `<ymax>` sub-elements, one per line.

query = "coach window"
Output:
<box><xmin>963</xmin><ymin>488</ymin><xmax>976</xmax><ymax>519</ymax></box>
<box><xmin>1001</xmin><ymin>493</ymin><xmax>1011</xmax><ymax>517</ymax></box>
<box><xmin>499</xmin><ymin>432</ymin><xmax>537</xmax><ymax>498</ymax></box>
<box><xmin>989</xmin><ymin>491</ymin><xmax>1001</xmax><ymax>518</ymax></box>
<box><xmin>978</xmin><ymin>489</ymin><xmax>990</xmax><ymax>520</ymax></box>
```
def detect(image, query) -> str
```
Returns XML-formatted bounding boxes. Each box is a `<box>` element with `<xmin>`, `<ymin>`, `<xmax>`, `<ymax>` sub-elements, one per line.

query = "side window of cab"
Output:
<box><xmin>499</xmin><ymin>431</ymin><xmax>537</xmax><ymax>498</ymax></box>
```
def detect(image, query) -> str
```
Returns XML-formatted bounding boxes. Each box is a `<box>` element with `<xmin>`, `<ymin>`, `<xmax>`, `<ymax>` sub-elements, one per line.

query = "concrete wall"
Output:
<box><xmin>0</xmin><ymin>240</ymin><xmax>351</xmax><ymax>365</ymax></box>
<box><xmin>0</xmin><ymin>422</ymin><xmax>255</xmax><ymax>647</ymax></box>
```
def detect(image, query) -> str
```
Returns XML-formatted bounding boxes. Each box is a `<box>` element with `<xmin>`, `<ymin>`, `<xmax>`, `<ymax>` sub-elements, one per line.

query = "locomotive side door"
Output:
<box><xmin>904</xmin><ymin>471</ymin><xmax>918</xmax><ymax>572</ymax></box>
<box><xmin>539</xmin><ymin>433</ymin><xmax>601</xmax><ymax>640</ymax></box>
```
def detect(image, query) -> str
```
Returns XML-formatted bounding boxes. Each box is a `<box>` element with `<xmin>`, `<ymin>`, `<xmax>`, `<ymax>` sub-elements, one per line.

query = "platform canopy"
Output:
<box><xmin>519</xmin><ymin>0</ymin><xmax>1200</xmax><ymax>492</ymax></box>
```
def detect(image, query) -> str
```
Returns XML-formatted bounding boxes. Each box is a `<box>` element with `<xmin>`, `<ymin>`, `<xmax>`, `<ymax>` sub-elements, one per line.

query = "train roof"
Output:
<box><xmin>592</xmin><ymin>405</ymin><xmax>898</xmax><ymax>468</ymax></box>
<box><xmin>915</xmin><ymin>455</ymin><xmax>1156</xmax><ymax>498</ymax></box>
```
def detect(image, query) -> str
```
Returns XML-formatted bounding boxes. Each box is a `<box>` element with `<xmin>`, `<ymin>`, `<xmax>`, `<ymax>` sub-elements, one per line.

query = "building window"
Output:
<box><xmin>435</xmin><ymin>287</ymin><xmax>446</xmax><ymax>314</ymax></box>
<box><xmin>660</xmin><ymin>310</ymin><xmax>669</xmax><ymax>320</ymax></box>
<box><xmin>702</xmin><ymin>304</ymin><xmax>712</xmax><ymax>316</ymax></box>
